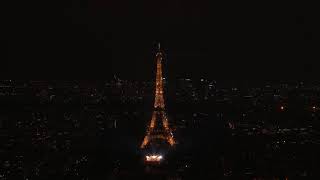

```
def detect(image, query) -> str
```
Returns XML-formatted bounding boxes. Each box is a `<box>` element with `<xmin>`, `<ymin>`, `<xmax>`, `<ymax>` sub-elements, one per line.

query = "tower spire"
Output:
<box><xmin>158</xmin><ymin>42</ymin><xmax>161</xmax><ymax>52</ymax></box>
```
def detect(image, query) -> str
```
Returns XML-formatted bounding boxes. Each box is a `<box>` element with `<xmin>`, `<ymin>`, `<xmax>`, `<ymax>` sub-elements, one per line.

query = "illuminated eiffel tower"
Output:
<box><xmin>141</xmin><ymin>43</ymin><xmax>175</xmax><ymax>153</ymax></box>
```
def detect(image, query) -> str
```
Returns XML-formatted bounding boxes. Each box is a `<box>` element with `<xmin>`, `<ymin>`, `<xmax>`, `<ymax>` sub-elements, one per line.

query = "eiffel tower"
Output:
<box><xmin>141</xmin><ymin>43</ymin><xmax>175</xmax><ymax>155</ymax></box>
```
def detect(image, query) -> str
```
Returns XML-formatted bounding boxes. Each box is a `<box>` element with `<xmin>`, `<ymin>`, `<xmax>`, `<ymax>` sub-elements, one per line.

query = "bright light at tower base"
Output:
<box><xmin>145</xmin><ymin>154</ymin><xmax>163</xmax><ymax>162</ymax></box>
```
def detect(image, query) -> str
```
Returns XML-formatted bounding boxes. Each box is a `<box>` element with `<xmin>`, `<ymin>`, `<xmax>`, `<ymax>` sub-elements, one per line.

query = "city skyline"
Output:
<box><xmin>3</xmin><ymin>1</ymin><xmax>320</xmax><ymax>179</ymax></box>
<box><xmin>1</xmin><ymin>77</ymin><xmax>320</xmax><ymax>178</ymax></box>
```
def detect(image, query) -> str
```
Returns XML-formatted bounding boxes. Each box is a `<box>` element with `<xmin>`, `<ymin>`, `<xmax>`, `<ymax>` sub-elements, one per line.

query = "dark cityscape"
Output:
<box><xmin>1</xmin><ymin>78</ymin><xmax>320</xmax><ymax>179</ymax></box>
<box><xmin>4</xmin><ymin>1</ymin><xmax>320</xmax><ymax>179</ymax></box>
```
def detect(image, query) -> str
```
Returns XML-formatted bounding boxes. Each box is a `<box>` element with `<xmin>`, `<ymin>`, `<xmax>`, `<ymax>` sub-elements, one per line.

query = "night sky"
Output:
<box><xmin>6</xmin><ymin>1</ymin><xmax>318</xmax><ymax>81</ymax></box>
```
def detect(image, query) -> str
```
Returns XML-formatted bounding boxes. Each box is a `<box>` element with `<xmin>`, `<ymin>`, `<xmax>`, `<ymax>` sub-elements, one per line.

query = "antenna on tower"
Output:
<box><xmin>157</xmin><ymin>42</ymin><xmax>161</xmax><ymax>51</ymax></box>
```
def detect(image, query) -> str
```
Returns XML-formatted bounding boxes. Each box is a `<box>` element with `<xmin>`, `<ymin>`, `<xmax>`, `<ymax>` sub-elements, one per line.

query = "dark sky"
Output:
<box><xmin>6</xmin><ymin>1</ymin><xmax>319</xmax><ymax>81</ymax></box>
